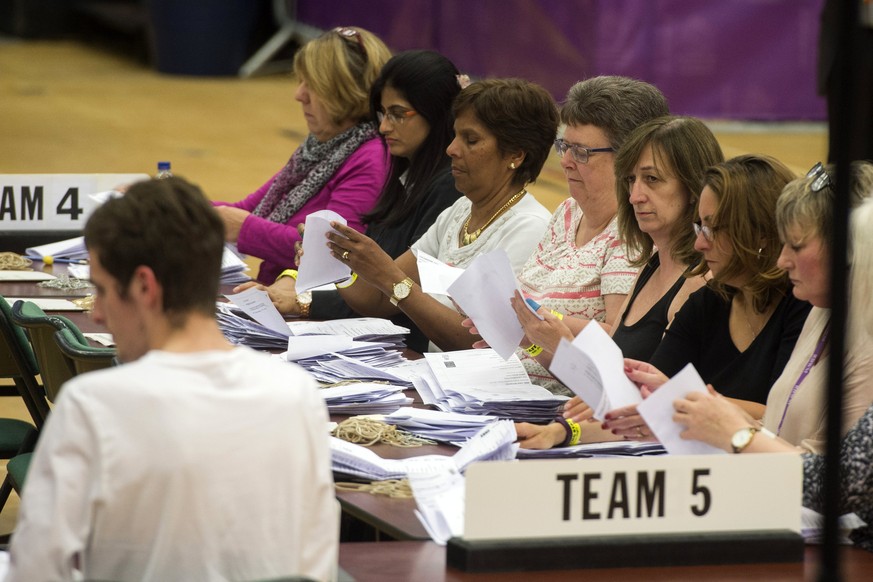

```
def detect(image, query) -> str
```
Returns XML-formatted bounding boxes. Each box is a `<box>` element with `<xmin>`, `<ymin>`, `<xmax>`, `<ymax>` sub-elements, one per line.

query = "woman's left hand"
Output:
<box><xmin>673</xmin><ymin>386</ymin><xmax>755</xmax><ymax>451</ymax></box>
<box><xmin>214</xmin><ymin>206</ymin><xmax>250</xmax><ymax>242</ymax></box>
<box><xmin>602</xmin><ymin>403</ymin><xmax>656</xmax><ymax>441</ymax></box>
<box><xmin>509</xmin><ymin>291</ymin><xmax>573</xmax><ymax>353</ymax></box>
<box><xmin>327</xmin><ymin>222</ymin><xmax>403</xmax><ymax>292</ymax></box>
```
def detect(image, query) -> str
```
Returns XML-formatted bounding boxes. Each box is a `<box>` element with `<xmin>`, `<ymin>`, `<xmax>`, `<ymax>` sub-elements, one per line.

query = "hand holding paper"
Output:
<box><xmin>296</xmin><ymin>210</ymin><xmax>351</xmax><ymax>292</ymax></box>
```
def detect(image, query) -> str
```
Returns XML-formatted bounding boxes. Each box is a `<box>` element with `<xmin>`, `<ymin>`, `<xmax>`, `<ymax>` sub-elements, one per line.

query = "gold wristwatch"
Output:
<box><xmin>296</xmin><ymin>291</ymin><xmax>312</xmax><ymax>318</ymax></box>
<box><xmin>730</xmin><ymin>427</ymin><xmax>759</xmax><ymax>454</ymax></box>
<box><xmin>389</xmin><ymin>277</ymin><xmax>414</xmax><ymax>306</ymax></box>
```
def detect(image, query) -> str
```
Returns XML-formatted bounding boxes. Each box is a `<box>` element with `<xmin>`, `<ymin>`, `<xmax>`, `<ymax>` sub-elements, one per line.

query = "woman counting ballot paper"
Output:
<box><xmin>214</xmin><ymin>27</ymin><xmax>391</xmax><ymax>283</ymax></box>
<box><xmin>322</xmin><ymin>78</ymin><xmax>557</xmax><ymax>352</ymax></box>
<box><xmin>233</xmin><ymin>50</ymin><xmax>465</xmax><ymax>352</ymax></box>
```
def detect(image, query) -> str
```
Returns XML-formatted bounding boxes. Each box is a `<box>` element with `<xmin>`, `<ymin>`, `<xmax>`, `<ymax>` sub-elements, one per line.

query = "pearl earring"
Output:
<box><xmin>510</xmin><ymin>162</ymin><xmax>517</xmax><ymax>170</ymax></box>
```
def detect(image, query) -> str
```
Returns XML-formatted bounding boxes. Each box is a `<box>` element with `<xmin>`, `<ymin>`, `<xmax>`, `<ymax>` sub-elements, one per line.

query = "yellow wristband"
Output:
<box><xmin>566</xmin><ymin>418</ymin><xmax>581</xmax><ymax>446</ymax></box>
<box><xmin>335</xmin><ymin>272</ymin><xmax>358</xmax><ymax>289</ymax></box>
<box><xmin>549</xmin><ymin>309</ymin><xmax>564</xmax><ymax>320</ymax></box>
<box><xmin>525</xmin><ymin>343</ymin><xmax>543</xmax><ymax>357</ymax></box>
<box><xmin>276</xmin><ymin>269</ymin><xmax>298</xmax><ymax>282</ymax></box>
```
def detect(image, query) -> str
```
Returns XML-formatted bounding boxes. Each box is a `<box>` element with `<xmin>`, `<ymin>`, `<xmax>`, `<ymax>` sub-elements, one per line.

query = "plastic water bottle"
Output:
<box><xmin>156</xmin><ymin>161</ymin><xmax>173</xmax><ymax>179</ymax></box>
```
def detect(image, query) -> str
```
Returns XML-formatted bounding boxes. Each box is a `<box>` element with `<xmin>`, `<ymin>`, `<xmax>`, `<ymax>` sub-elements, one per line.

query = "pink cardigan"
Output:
<box><xmin>216</xmin><ymin>138</ymin><xmax>388</xmax><ymax>282</ymax></box>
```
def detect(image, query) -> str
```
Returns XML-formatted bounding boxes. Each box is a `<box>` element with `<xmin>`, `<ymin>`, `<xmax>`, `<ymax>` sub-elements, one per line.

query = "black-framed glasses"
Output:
<box><xmin>806</xmin><ymin>162</ymin><xmax>833</xmax><ymax>193</ymax></box>
<box><xmin>693</xmin><ymin>221</ymin><xmax>718</xmax><ymax>242</ymax></box>
<box><xmin>553</xmin><ymin>139</ymin><xmax>614</xmax><ymax>164</ymax></box>
<box><xmin>377</xmin><ymin>106</ymin><xmax>417</xmax><ymax>125</ymax></box>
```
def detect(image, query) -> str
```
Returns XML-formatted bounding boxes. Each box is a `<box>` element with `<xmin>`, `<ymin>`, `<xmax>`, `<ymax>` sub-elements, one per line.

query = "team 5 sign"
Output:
<box><xmin>463</xmin><ymin>454</ymin><xmax>801</xmax><ymax>539</ymax></box>
<box><xmin>0</xmin><ymin>175</ymin><xmax>148</xmax><ymax>231</ymax></box>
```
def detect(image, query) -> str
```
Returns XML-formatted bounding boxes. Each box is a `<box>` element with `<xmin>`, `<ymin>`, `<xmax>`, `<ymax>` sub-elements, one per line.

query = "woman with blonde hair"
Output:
<box><xmin>215</xmin><ymin>27</ymin><xmax>392</xmax><ymax>282</ymax></box>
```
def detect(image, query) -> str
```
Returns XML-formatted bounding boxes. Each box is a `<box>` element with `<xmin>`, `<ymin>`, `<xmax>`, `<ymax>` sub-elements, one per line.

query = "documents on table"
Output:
<box><xmin>296</xmin><ymin>210</ymin><xmax>351</xmax><ymax>293</ymax></box>
<box><xmin>0</xmin><ymin>271</ymin><xmax>56</xmax><ymax>282</ymax></box>
<box><xmin>84</xmin><ymin>332</ymin><xmax>115</xmax><ymax>347</ymax></box>
<box><xmin>384</xmin><ymin>407</ymin><xmax>497</xmax><ymax>444</ymax></box>
<box><xmin>415</xmin><ymin>349</ymin><xmax>567</xmax><ymax>423</ymax></box>
<box><xmin>515</xmin><ymin>439</ymin><xmax>665</xmax><ymax>458</ymax></box>
<box><xmin>549</xmin><ymin>320</ymin><xmax>642</xmax><ymax>420</ymax></box>
<box><xmin>25</xmin><ymin>236</ymin><xmax>88</xmax><ymax>262</ymax></box>
<box><xmin>447</xmin><ymin>249</ymin><xmax>538</xmax><ymax>360</ymax></box>
<box><xmin>5</xmin><ymin>297</ymin><xmax>86</xmax><ymax>311</ymax></box>
<box><xmin>801</xmin><ymin>508</ymin><xmax>865</xmax><ymax>544</ymax></box>
<box><xmin>224</xmin><ymin>287</ymin><xmax>290</xmax><ymax>336</ymax></box>
<box><xmin>220</xmin><ymin>244</ymin><xmax>251</xmax><ymax>285</ymax></box>
<box><xmin>414</xmin><ymin>249</ymin><xmax>465</xmax><ymax>295</ymax></box>
<box><xmin>637</xmin><ymin>363</ymin><xmax>725</xmax><ymax>455</ymax></box>
<box><xmin>319</xmin><ymin>383</ymin><xmax>412</xmax><ymax>415</ymax></box>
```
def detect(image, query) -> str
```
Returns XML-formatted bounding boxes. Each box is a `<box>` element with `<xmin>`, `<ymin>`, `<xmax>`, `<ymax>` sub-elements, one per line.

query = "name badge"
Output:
<box><xmin>0</xmin><ymin>174</ymin><xmax>148</xmax><ymax>230</ymax></box>
<box><xmin>464</xmin><ymin>454</ymin><xmax>801</xmax><ymax>540</ymax></box>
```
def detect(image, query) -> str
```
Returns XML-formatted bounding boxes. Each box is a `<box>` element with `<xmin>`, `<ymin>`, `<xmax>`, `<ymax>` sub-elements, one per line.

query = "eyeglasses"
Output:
<box><xmin>334</xmin><ymin>27</ymin><xmax>366</xmax><ymax>57</ymax></box>
<box><xmin>377</xmin><ymin>107</ymin><xmax>417</xmax><ymax>125</ymax></box>
<box><xmin>806</xmin><ymin>162</ymin><xmax>833</xmax><ymax>193</ymax></box>
<box><xmin>693</xmin><ymin>221</ymin><xmax>718</xmax><ymax>242</ymax></box>
<box><xmin>553</xmin><ymin>139</ymin><xmax>614</xmax><ymax>164</ymax></box>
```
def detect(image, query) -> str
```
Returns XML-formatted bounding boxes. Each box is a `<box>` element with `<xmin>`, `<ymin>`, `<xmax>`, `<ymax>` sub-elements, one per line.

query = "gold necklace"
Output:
<box><xmin>461</xmin><ymin>188</ymin><xmax>526</xmax><ymax>246</ymax></box>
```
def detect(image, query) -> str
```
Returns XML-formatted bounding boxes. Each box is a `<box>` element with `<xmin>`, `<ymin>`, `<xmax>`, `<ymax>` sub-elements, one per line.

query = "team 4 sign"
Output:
<box><xmin>0</xmin><ymin>174</ymin><xmax>148</xmax><ymax>231</ymax></box>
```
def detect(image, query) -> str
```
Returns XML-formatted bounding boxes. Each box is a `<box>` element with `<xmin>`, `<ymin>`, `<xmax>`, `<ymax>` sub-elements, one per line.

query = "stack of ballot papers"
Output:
<box><xmin>383</xmin><ymin>407</ymin><xmax>497</xmax><ymax>444</ymax></box>
<box><xmin>219</xmin><ymin>245</ymin><xmax>251</xmax><ymax>285</ymax></box>
<box><xmin>515</xmin><ymin>439</ymin><xmax>665</xmax><ymax>458</ymax></box>
<box><xmin>801</xmin><ymin>509</ymin><xmax>866</xmax><ymax>544</ymax></box>
<box><xmin>331</xmin><ymin>419</ymin><xmax>517</xmax><ymax>482</ymax></box>
<box><xmin>319</xmin><ymin>383</ymin><xmax>411</xmax><ymax>414</ymax></box>
<box><xmin>414</xmin><ymin>349</ymin><xmax>567</xmax><ymax>423</ymax></box>
<box><xmin>26</xmin><ymin>236</ymin><xmax>88</xmax><ymax>262</ymax></box>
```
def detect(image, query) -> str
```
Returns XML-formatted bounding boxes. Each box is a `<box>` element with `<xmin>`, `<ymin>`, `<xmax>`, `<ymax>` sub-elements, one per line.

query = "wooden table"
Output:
<box><xmin>339</xmin><ymin>541</ymin><xmax>873</xmax><ymax>582</ymax></box>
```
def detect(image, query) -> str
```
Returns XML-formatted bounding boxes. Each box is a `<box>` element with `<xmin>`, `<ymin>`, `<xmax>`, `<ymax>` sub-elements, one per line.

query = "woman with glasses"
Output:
<box><xmin>234</xmin><ymin>50</ymin><xmax>465</xmax><ymax>352</ymax></box>
<box><xmin>214</xmin><ymin>27</ymin><xmax>392</xmax><ymax>283</ymax></box>
<box><xmin>514</xmin><ymin>116</ymin><xmax>724</xmax><ymax>448</ymax></box>
<box><xmin>322</xmin><ymin>78</ymin><xmax>556</xmax><ymax>351</ymax></box>
<box><xmin>673</xmin><ymin>196</ymin><xmax>873</xmax><ymax>553</ymax></box>
<box><xmin>466</xmin><ymin>76</ymin><xmax>669</xmax><ymax>394</ymax></box>
<box><xmin>673</xmin><ymin>161</ymin><xmax>873</xmax><ymax>452</ymax></box>
<box><xmin>601</xmin><ymin>155</ymin><xmax>812</xmax><ymax>440</ymax></box>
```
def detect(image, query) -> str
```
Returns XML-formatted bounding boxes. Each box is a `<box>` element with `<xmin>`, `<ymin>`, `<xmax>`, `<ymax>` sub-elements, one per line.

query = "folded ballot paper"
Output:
<box><xmin>414</xmin><ymin>349</ymin><xmax>567</xmax><ymax>423</ymax></box>
<box><xmin>515</xmin><ymin>439</ymin><xmax>665</xmax><ymax>459</ymax></box>
<box><xmin>295</xmin><ymin>210</ymin><xmax>351</xmax><ymax>293</ymax></box>
<box><xmin>549</xmin><ymin>320</ymin><xmax>643</xmax><ymax>421</ymax></box>
<box><xmin>383</xmin><ymin>407</ymin><xmax>497</xmax><ymax>444</ymax></box>
<box><xmin>319</xmin><ymin>383</ymin><xmax>412</xmax><ymax>415</ymax></box>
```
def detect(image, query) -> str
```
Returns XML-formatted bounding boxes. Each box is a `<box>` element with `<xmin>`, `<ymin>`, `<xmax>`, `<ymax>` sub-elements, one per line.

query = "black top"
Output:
<box><xmin>309</xmin><ymin>169</ymin><xmax>463</xmax><ymax>353</ymax></box>
<box><xmin>611</xmin><ymin>253</ymin><xmax>687</xmax><ymax>362</ymax></box>
<box><xmin>650</xmin><ymin>286</ymin><xmax>812</xmax><ymax>404</ymax></box>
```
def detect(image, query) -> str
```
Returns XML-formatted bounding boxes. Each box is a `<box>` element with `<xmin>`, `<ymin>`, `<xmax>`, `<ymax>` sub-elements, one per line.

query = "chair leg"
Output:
<box><xmin>0</xmin><ymin>473</ymin><xmax>13</xmax><ymax>516</ymax></box>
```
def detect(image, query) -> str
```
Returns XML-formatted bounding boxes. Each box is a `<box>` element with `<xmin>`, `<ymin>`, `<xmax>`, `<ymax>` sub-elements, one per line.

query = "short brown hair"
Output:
<box><xmin>453</xmin><ymin>78</ymin><xmax>559</xmax><ymax>186</ymax></box>
<box><xmin>615</xmin><ymin>116</ymin><xmax>724</xmax><ymax>267</ymax></box>
<box><xmin>84</xmin><ymin>177</ymin><xmax>225</xmax><ymax>323</ymax></box>
<box><xmin>293</xmin><ymin>27</ymin><xmax>392</xmax><ymax>125</ymax></box>
<box><xmin>560</xmin><ymin>76</ymin><xmax>669</xmax><ymax>149</ymax></box>
<box><xmin>692</xmin><ymin>154</ymin><xmax>795</xmax><ymax>312</ymax></box>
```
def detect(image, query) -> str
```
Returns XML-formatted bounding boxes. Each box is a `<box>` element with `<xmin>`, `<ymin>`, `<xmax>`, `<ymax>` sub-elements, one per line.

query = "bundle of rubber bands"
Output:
<box><xmin>334</xmin><ymin>479</ymin><xmax>413</xmax><ymax>499</ymax></box>
<box><xmin>331</xmin><ymin>417</ymin><xmax>435</xmax><ymax>448</ymax></box>
<box><xmin>0</xmin><ymin>252</ymin><xmax>32</xmax><ymax>270</ymax></box>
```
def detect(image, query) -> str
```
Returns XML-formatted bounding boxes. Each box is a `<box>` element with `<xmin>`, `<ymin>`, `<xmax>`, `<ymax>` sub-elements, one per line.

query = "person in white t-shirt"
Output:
<box><xmin>5</xmin><ymin>177</ymin><xmax>338</xmax><ymax>582</ymax></box>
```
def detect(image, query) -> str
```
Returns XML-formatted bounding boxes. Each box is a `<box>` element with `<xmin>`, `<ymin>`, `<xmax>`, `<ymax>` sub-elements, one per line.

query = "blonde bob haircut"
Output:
<box><xmin>776</xmin><ymin>161</ymin><xmax>873</xmax><ymax>251</ymax></box>
<box><xmin>690</xmin><ymin>154</ymin><xmax>795</xmax><ymax>313</ymax></box>
<box><xmin>849</xmin><ymin>197</ymin><xmax>873</xmax><ymax>338</ymax></box>
<box><xmin>615</xmin><ymin>116</ymin><xmax>724</xmax><ymax>268</ymax></box>
<box><xmin>293</xmin><ymin>26</ymin><xmax>392</xmax><ymax>125</ymax></box>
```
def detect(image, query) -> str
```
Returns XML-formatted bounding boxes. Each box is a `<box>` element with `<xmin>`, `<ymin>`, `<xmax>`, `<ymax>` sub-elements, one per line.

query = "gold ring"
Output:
<box><xmin>341</xmin><ymin>250</ymin><xmax>350</xmax><ymax>261</ymax></box>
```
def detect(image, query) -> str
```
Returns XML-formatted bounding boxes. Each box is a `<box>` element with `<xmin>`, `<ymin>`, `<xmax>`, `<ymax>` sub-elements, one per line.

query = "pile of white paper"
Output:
<box><xmin>319</xmin><ymin>382</ymin><xmax>412</xmax><ymax>415</ymax></box>
<box><xmin>26</xmin><ymin>236</ymin><xmax>88</xmax><ymax>262</ymax></box>
<box><xmin>414</xmin><ymin>349</ymin><xmax>567</xmax><ymax>423</ymax></box>
<box><xmin>383</xmin><ymin>407</ymin><xmax>497</xmax><ymax>444</ymax></box>
<box><xmin>220</xmin><ymin>245</ymin><xmax>251</xmax><ymax>285</ymax></box>
<box><xmin>515</xmin><ymin>439</ymin><xmax>665</xmax><ymax>458</ymax></box>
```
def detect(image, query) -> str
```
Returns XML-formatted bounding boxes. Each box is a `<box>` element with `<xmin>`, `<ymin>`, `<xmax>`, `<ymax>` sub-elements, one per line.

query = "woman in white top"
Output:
<box><xmin>326</xmin><ymin>78</ymin><xmax>557</xmax><ymax>351</ymax></box>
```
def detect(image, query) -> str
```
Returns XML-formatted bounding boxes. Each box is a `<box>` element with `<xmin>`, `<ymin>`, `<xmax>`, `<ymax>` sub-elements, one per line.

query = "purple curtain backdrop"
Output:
<box><xmin>297</xmin><ymin>0</ymin><xmax>826</xmax><ymax>121</ymax></box>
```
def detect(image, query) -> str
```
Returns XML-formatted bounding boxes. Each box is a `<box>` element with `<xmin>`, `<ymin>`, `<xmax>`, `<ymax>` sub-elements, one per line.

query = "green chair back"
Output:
<box><xmin>0</xmin><ymin>296</ymin><xmax>50</xmax><ymax>427</ymax></box>
<box><xmin>54</xmin><ymin>328</ymin><xmax>116</xmax><ymax>375</ymax></box>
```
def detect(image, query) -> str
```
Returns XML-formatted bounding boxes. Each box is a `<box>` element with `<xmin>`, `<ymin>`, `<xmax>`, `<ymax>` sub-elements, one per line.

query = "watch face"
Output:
<box><xmin>393</xmin><ymin>281</ymin><xmax>411</xmax><ymax>299</ymax></box>
<box><xmin>731</xmin><ymin>428</ymin><xmax>753</xmax><ymax>451</ymax></box>
<box><xmin>297</xmin><ymin>291</ymin><xmax>313</xmax><ymax>305</ymax></box>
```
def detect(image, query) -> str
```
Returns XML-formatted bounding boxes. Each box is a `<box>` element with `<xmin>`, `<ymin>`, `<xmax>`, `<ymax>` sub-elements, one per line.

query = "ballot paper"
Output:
<box><xmin>801</xmin><ymin>509</ymin><xmax>866</xmax><ymax>544</ymax></box>
<box><xmin>0</xmin><ymin>271</ymin><xmax>56</xmax><ymax>282</ymax></box>
<box><xmin>636</xmin><ymin>363</ymin><xmax>726</xmax><ymax>455</ymax></box>
<box><xmin>384</xmin><ymin>407</ymin><xmax>497</xmax><ymax>444</ymax></box>
<box><xmin>417</xmin><ymin>349</ymin><xmax>567</xmax><ymax>423</ymax></box>
<box><xmin>25</xmin><ymin>236</ymin><xmax>88</xmax><ymax>261</ymax></box>
<box><xmin>447</xmin><ymin>249</ymin><xmax>538</xmax><ymax>360</ymax></box>
<box><xmin>414</xmin><ymin>250</ymin><xmax>465</xmax><ymax>295</ymax></box>
<box><xmin>296</xmin><ymin>210</ymin><xmax>351</xmax><ymax>293</ymax></box>
<box><xmin>515</xmin><ymin>439</ymin><xmax>666</xmax><ymax>458</ymax></box>
<box><xmin>5</xmin><ymin>298</ymin><xmax>85</xmax><ymax>311</ymax></box>
<box><xmin>84</xmin><ymin>333</ymin><xmax>115</xmax><ymax>347</ymax></box>
<box><xmin>224</xmin><ymin>287</ymin><xmax>290</xmax><ymax>336</ymax></box>
<box><xmin>319</xmin><ymin>383</ymin><xmax>412</xmax><ymax>415</ymax></box>
<box><xmin>549</xmin><ymin>321</ymin><xmax>642</xmax><ymax>421</ymax></box>
<box><xmin>220</xmin><ymin>245</ymin><xmax>251</xmax><ymax>285</ymax></box>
